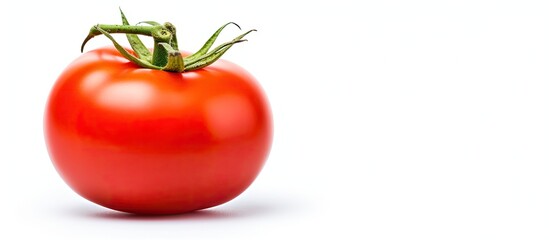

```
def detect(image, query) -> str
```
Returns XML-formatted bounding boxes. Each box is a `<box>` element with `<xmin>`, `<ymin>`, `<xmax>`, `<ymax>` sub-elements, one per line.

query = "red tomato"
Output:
<box><xmin>44</xmin><ymin>47</ymin><xmax>272</xmax><ymax>214</ymax></box>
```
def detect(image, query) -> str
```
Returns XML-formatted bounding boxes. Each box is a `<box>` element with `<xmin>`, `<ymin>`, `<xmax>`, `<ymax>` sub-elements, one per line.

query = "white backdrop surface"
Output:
<box><xmin>0</xmin><ymin>1</ymin><xmax>548</xmax><ymax>239</ymax></box>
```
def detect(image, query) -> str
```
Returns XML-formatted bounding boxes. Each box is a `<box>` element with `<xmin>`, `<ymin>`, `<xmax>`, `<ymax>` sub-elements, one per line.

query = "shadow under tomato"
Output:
<box><xmin>88</xmin><ymin>208</ymin><xmax>236</xmax><ymax>221</ymax></box>
<box><xmin>62</xmin><ymin>191</ymin><xmax>306</xmax><ymax>222</ymax></box>
<box><xmin>80</xmin><ymin>198</ymin><xmax>290</xmax><ymax>221</ymax></box>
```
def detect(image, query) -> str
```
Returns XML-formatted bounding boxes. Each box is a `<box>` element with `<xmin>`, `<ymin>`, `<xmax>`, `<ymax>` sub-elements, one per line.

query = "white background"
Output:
<box><xmin>1</xmin><ymin>0</ymin><xmax>549</xmax><ymax>239</ymax></box>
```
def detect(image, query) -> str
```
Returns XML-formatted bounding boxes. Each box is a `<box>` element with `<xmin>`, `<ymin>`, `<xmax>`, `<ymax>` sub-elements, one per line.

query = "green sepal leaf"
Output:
<box><xmin>185</xmin><ymin>22</ymin><xmax>240</xmax><ymax>62</ymax></box>
<box><xmin>184</xmin><ymin>39</ymin><xmax>246</xmax><ymax>71</ymax></box>
<box><xmin>120</xmin><ymin>8</ymin><xmax>152</xmax><ymax>62</ymax></box>
<box><xmin>93</xmin><ymin>25</ymin><xmax>161</xmax><ymax>70</ymax></box>
<box><xmin>184</xmin><ymin>29</ymin><xmax>255</xmax><ymax>71</ymax></box>
<box><xmin>138</xmin><ymin>21</ymin><xmax>162</xmax><ymax>26</ymax></box>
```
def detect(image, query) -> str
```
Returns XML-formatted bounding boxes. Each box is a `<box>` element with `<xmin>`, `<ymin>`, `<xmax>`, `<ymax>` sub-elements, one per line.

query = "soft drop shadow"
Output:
<box><xmin>75</xmin><ymin>197</ymin><xmax>297</xmax><ymax>222</ymax></box>
<box><xmin>56</xmin><ymin>190</ymin><xmax>308</xmax><ymax>222</ymax></box>
<box><xmin>88</xmin><ymin>208</ymin><xmax>237</xmax><ymax>221</ymax></box>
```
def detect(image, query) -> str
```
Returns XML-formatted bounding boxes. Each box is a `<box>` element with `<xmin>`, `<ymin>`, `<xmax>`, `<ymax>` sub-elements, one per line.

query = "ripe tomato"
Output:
<box><xmin>44</xmin><ymin>47</ymin><xmax>272</xmax><ymax>214</ymax></box>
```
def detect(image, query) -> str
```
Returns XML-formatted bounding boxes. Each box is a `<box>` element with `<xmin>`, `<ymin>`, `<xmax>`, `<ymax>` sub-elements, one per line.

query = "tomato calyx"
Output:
<box><xmin>80</xmin><ymin>8</ymin><xmax>256</xmax><ymax>73</ymax></box>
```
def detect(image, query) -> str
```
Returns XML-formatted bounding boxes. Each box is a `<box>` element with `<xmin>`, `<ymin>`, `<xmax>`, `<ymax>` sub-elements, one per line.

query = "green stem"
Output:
<box><xmin>81</xmin><ymin>24</ymin><xmax>156</xmax><ymax>52</ymax></box>
<box><xmin>151</xmin><ymin>26</ymin><xmax>173</xmax><ymax>67</ymax></box>
<box><xmin>81</xmin><ymin>9</ymin><xmax>254</xmax><ymax>73</ymax></box>
<box><xmin>158</xmin><ymin>43</ymin><xmax>185</xmax><ymax>72</ymax></box>
<box><xmin>152</xmin><ymin>39</ymin><xmax>168</xmax><ymax>67</ymax></box>
<box><xmin>91</xmin><ymin>24</ymin><xmax>155</xmax><ymax>36</ymax></box>
<box><xmin>164</xmin><ymin>22</ymin><xmax>179</xmax><ymax>51</ymax></box>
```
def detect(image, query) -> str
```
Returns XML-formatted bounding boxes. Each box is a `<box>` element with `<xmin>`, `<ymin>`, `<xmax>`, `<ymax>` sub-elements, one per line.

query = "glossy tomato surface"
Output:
<box><xmin>44</xmin><ymin>47</ymin><xmax>272</xmax><ymax>214</ymax></box>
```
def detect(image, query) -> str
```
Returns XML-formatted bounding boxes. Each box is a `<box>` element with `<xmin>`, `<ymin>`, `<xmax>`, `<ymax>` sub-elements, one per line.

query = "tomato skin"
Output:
<box><xmin>44</xmin><ymin>47</ymin><xmax>272</xmax><ymax>214</ymax></box>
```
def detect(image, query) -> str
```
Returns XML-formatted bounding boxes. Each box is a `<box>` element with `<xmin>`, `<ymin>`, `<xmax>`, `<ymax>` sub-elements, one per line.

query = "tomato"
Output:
<box><xmin>44</xmin><ymin>47</ymin><xmax>272</xmax><ymax>214</ymax></box>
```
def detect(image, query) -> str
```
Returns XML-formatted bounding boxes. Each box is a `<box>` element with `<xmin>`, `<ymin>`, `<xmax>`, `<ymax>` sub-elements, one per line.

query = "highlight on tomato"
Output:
<box><xmin>44</xmin><ymin>9</ymin><xmax>272</xmax><ymax>215</ymax></box>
